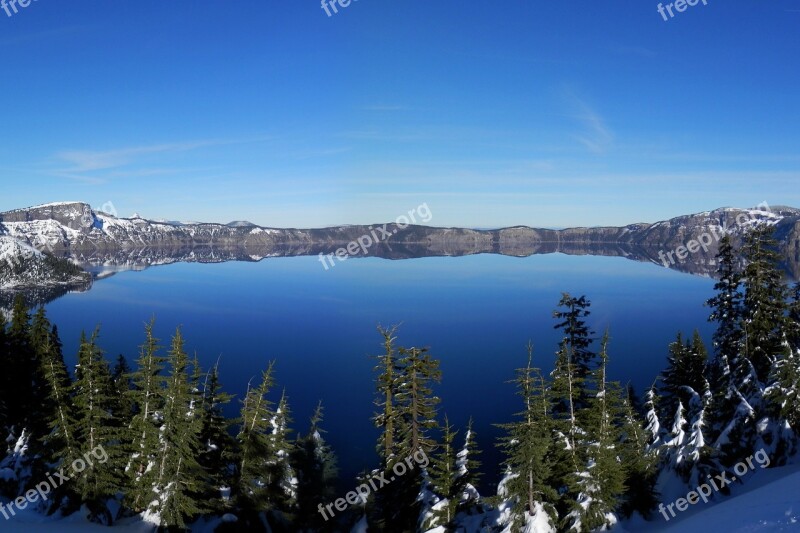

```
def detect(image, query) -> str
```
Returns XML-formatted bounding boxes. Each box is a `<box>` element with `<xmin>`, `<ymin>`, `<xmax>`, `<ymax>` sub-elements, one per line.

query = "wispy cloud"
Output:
<box><xmin>50</xmin><ymin>136</ymin><xmax>272</xmax><ymax>181</ymax></box>
<box><xmin>563</xmin><ymin>91</ymin><xmax>614</xmax><ymax>154</ymax></box>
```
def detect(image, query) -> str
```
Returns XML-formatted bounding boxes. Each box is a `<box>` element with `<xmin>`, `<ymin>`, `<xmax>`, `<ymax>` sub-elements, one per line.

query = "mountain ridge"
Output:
<box><xmin>1</xmin><ymin>202</ymin><xmax>800</xmax><ymax>290</ymax></box>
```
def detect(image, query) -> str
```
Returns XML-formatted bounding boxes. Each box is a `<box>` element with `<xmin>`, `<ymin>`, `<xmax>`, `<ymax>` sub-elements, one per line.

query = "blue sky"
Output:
<box><xmin>1</xmin><ymin>0</ymin><xmax>798</xmax><ymax>228</ymax></box>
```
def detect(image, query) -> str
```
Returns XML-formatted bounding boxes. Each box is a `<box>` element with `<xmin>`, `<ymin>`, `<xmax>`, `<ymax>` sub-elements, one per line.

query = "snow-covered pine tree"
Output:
<box><xmin>497</xmin><ymin>342</ymin><xmax>558</xmax><ymax>532</ymax></box>
<box><xmin>196</xmin><ymin>361</ymin><xmax>236</xmax><ymax>514</ymax></box>
<box><xmin>38</xmin><ymin>333</ymin><xmax>79</xmax><ymax>514</ymax></box>
<box><xmin>393</xmin><ymin>345</ymin><xmax>441</xmax><ymax>532</ymax></box>
<box><xmin>706</xmin><ymin>234</ymin><xmax>744</xmax><ymax>365</ymax></box>
<box><xmin>424</xmin><ymin>414</ymin><xmax>459</xmax><ymax>530</ymax></box>
<box><xmin>125</xmin><ymin>319</ymin><xmax>166</xmax><ymax>513</ymax></box>
<box><xmin>147</xmin><ymin>328</ymin><xmax>208</xmax><ymax>529</ymax></box>
<box><xmin>263</xmin><ymin>389</ymin><xmax>297</xmax><ymax>527</ymax></box>
<box><xmin>618</xmin><ymin>387</ymin><xmax>659</xmax><ymax>519</ymax></box>
<box><xmin>453</xmin><ymin>417</ymin><xmax>482</xmax><ymax>516</ymax></box>
<box><xmin>564</xmin><ymin>333</ymin><xmax>625</xmax><ymax>532</ymax></box>
<box><xmin>71</xmin><ymin>329</ymin><xmax>119</xmax><ymax>523</ymax></box>
<box><xmin>234</xmin><ymin>362</ymin><xmax>277</xmax><ymax>517</ymax></box>
<box><xmin>548</xmin><ymin>340</ymin><xmax>583</xmax><ymax>518</ymax></box>
<box><xmin>658</xmin><ymin>332</ymin><xmax>708</xmax><ymax>423</ymax></box>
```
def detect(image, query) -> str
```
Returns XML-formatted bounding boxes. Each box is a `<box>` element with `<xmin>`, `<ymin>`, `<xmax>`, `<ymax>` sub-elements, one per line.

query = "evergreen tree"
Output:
<box><xmin>788</xmin><ymin>282</ymin><xmax>800</xmax><ymax>352</ymax></box>
<box><xmin>71</xmin><ymin>329</ymin><xmax>119</xmax><ymax>522</ymax></box>
<box><xmin>740</xmin><ymin>224</ymin><xmax>789</xmax><ymax>382</ymax></box>
<box><xmin>235</xmin><ymin>362</ymin><xmax>277</xmax><ymax>515</ymax></box>
<box><xmin>658</xmin><ymin>332</ymin><xmax>707</xmax><ymax>423</ymax></box>
<box><xmin>125</xmin><ymin>320</ymin><xmax>166</xmax><ymax>513</ymax></box>
<box><xmin>553</xmin><ymin>293</ymin><xmax>596</xmax><ymax>403</ymax></box>
<box><xmin>618</xmin><ymin>388</ymin><xmax>659</xmax><ymax>519</ymax></box>
<box><xmin>264</xmin><ymin>389</ymin><xmax>297</xmax><ymax>527</ymax></box>
<box><xmin>196</xmin><ymin>361</ymin><xmax>236</xmax><ymax>513</ymax></box>
<box><xmin>426</xmin><ymin>414</ymin><xmax>459</xmax><ymax>529</ymax></box>
<box><xmin>373</xmin><ymin>325</ymin><xmax>401</xmax><ymax>465</ymax></box>
<box><xmin>564</xmin><ymin>333</ymin><xmax>625</xmax><ymax>532</ymax></box>
<box><xmin>453</xmin><ymin>417</ymin><xmax>482</xmax><ymax>515</ymax></box>
<box><xmin>291</xmin><ymin>401</ymin><xmax>338</xmax><ymax>532</ymax></box>
<box><xmin>6</xmin><ymin>295</ymin><xmax>35</xmax><ymax>429</ymax></box>
<box><xmin>706</xmin><ymin>234</ymin><xmax>744</xmax><ymax>363</ymax></box>
<box><xmin>149</xmin><ymin>328</ymin><xmax>208</xmax><ymax>529</ymax></box>
<box><xmin>497</xmin><ymin>342</ymin><xmax>558</xmax><ymax>531</ymax></box>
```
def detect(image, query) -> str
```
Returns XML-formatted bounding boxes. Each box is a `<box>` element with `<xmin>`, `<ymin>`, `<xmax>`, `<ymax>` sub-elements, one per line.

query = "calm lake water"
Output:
<box><xmin>45</xmin><ymin>253</ymin><xmax>716</xmax><ymax>489</ymax></box>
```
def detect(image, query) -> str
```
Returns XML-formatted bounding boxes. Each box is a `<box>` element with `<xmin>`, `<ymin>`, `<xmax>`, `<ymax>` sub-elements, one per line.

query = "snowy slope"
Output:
<box><xmin>0</xmin><ymin>236</ymin><xmax>90</xmax><ymax>289</ymax></box>
<box><xmin>619</xmin><ymin>463</ymin><xmax>800</xmax><ymax>532</ymax></box>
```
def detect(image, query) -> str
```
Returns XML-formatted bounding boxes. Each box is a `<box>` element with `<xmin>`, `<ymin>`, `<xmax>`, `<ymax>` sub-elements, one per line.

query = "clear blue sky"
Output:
<box><xmin>1</xmin><ymin>0</ymin><xmax>798</xmax><ymax>228</ymax></box>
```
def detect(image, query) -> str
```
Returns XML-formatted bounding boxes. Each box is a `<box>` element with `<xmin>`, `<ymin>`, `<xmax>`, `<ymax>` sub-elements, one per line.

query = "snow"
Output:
<box><xmin>619</xmin><ymin>462</ymin><xmax>800</xmax><ymax>532</ymax></box>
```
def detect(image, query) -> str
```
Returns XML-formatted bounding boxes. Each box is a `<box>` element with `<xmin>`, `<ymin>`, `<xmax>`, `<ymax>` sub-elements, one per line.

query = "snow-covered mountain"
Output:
<box><xmin>2</xmin><ymin>202</ymin><xmax>800</xmax><ymax>284</ymax></box>
<box><xmin>0</xmin><ymin>236</ymin><xmax>90</xmax><ymax>290</ymax></box>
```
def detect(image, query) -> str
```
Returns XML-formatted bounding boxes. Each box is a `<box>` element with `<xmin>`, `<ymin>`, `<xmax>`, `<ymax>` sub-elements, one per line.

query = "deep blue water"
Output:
<box><xmin>45</xmin><ymin>253</ymin><xmax>716</xmax><ymax>489</ymax></box>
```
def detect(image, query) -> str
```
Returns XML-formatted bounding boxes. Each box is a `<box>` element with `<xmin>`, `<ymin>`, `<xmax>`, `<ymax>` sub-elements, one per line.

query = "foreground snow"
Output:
<box><xmin>620</xmin><ymin>462</ymin><xmax>800</xmax><ymax>532</ymax></box>
<box><xmin>3</xmin><ymin>464</ymin><xmax>799</xmax><ymax>531</ymax></box>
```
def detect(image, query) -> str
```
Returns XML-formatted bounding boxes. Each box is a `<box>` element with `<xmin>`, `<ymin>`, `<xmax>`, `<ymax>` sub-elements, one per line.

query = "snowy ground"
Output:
<box><xmin>620</xmin><ymin>462</ymin><xmax>800</xmax><ymax>532</ymax></box>
<box><xmin>2</xmin><ymin>464</ymin><xmax>799</xmax><ymax>531</ymax></box>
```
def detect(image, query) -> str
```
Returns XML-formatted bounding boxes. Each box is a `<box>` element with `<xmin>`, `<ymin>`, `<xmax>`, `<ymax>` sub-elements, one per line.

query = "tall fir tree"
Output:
<box><xmin>148</xmin><ymin>328</ymin><xmax>208</xmax><ymax>530</ymax></box>
<box><xmin>196</xmin><ymin>361</ymin><xmax>236</xmax><ymax>513</ymax></box>
<box><xmin>564</xmin><ymin>333</ymin><xmax>625</xmax><ymax>532</ymax></box>
<box><xmin>426</xmin><ymin>414</ymin><xmax>459</xmax><ymax>530</ymax></box>
<box><xmin>291</xmin><ymin>401</ymin><xmax>338</xmax><ymax>532</ymax></box>
<box><xmin>125</xmin><ymin>319</ymin><xmax>167</xmax><ymax>512</ymax></box>
<box><xmin>71</xmin><ymin>329</ymin><xmax>119</xmax><ymax>523</ymax></box>
<box><xmin>235</xmin><ymin>362</ymin><xmax>277</xmax><ymax>518</ymax></box>
<box><xmin>740</xmin><ymin>224</ymin><xmax>789</xmax><ymax>382</ymax></box>
<box><xmin>497</xmin><ymin>342</ymin><xmax>558</xmax><ymax>532</ymax></box>
<box><xmin>553</xmin><ymin>293</ymin><xmax>596</xmax><ymax>404</ymax></box>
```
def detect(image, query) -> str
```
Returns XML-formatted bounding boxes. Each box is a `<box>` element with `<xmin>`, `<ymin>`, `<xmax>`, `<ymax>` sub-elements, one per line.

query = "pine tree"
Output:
<box><xmin>553</xmin><ymin>293</ymin><xmax>596</xmax><ymax>404</ymax></box>
<box><xmin>788</xmin><ymin>282</ymin><xmax>800</xmax><ymax>351</ymax></box>
<box><xmin>125</xmin><ymin>320</ymin><xmax>166</xmax><ymax>512</ymax></box>
<box><xmin>706</xmin><ymin>234</ymin><xmax>744</xmax><ymax>363</ymax></box>
<box><xmin>235</xmin><ymin>362</ymin><xmax>277</xmax><ymax>515</ymax></box>
<box><xmin>149</xmin><ymin>328</ymin><xmax>208</xmax><ymax>529</ymax></box>
<box><xmin>426</xmin><ymin>414</ymin><xmax>459</xmax><ymax>529</ymax></box>
<box><xmin>373</xmin><ymin>325</ymin><xmax>401</xmax><ymax>465</ymax></box>
<box><xmin>658</xmin><ymin>332</ymin><xmax>707</xmax><ymax>423</ymax></box>
<box><xmin>264</xmin><ymin>389</ymin><xmax>297</xmax><ymax>526</ymax></box>
<box><xmin>453</xmin><ymin>417</ymin><xmax>482</xmax><ymax>515</ymax></box>
<box><xmin>71</xmin><ymin>328</ymin><xmax>119</xmax><ymax>522</ymax></box>
<box><xmin>497</xmin><ymin>342</ymin><xmax>558</xmax><ymax>531</ymax></box>
<box><xmin>291</xmin><ymin>401</ymin><xmax>338</xmax><ymax>532</ymax></box>
<box><xmin>564</xmin><ymin>333</ymin><xmax>625</xmax><ymax>532</ymax></box>
<box><xmin>390</xmin><ymin>345</ymin><xmax>441</xmax><ymax>531</ymax></box>
<box><xmin>618</xmin><ymin>388</ymin><xmax>659</xmax><ymax>519</ymax></box>
<box><xmin>740</xmin><ymin>224</ymin><xmax>789</xmax><ymax>382</ymax></box>
<box><xmin>196</xmin><ymin>361</ymin><xmax>236</xmax><ymax>513</ymax></box>
<box><xmin>6</xmin><ymin>295</ymin><xmax>35</xmax><ymax>429</ymax></box>
<box><xmin>37</xmin><ymin>332</ymin><xmax>79</xmax><ymax>515</ymax></box>
<box><xmin>372</xmin><ymin>331</ymin><xmax>442</xmax><ymax>533</ymax></box>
